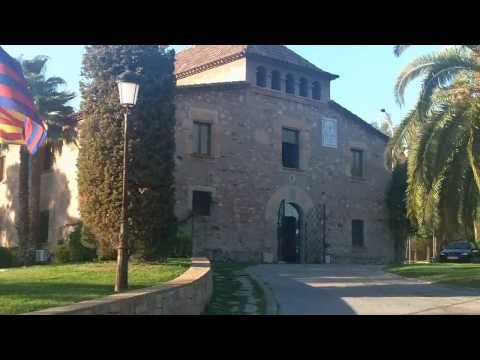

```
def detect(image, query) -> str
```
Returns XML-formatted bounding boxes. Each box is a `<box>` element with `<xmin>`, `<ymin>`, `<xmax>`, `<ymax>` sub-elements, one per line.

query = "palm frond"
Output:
<box><xmin>394</xmin><ymin>45</ymin><xmax>412</xmax><ymax>57</ymax></box>
<box><xmin>394</xmin><ymin>47</ymin><xmax>480</xmax><ymax>106</ymax></box>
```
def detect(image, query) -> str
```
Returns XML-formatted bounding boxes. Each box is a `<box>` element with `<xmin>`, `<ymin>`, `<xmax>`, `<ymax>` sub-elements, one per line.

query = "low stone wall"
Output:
<box><xmin>24</xmin><ymin>258</ymin><xmax>212</xmax><ymax>315</ymax></box>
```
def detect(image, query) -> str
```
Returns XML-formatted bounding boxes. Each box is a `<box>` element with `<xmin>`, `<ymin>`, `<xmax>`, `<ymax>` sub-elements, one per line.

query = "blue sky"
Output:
<box><xmin>1</xmin><ymin>45</ymin><xmax>442</xmax><ymax>125</ymax></box>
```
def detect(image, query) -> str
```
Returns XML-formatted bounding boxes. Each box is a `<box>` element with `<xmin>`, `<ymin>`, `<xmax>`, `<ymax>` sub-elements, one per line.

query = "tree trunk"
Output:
<box><xmin>30</xmin><ymin>146</ymin><xmax>43</xmax><ymax>249</ymax></box>
<box><xmin>16</xmin><ymin>145</ymin><xmax>30</xmax><ymax>263</ymax></box>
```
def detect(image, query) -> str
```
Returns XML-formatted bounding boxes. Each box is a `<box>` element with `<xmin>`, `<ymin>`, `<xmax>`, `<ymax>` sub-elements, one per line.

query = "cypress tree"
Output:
<box><xmin>77</xmin><ymin>45</ymin><xmax>176</xmax><ymax>260</ymax></box>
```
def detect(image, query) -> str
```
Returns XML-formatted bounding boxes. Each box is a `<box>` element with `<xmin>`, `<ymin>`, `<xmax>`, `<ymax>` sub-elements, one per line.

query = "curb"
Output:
<box><xmin>245</xmin><ymin>266</ymin><xmax>279</xmax><ymax>315</ymax></box>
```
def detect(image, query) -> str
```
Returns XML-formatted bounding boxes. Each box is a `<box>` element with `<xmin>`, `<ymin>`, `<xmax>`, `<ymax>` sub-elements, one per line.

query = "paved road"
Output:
<box><xmin>248</xmin><ymin>264</ymin><xmax>480</xmax><ymax>315</ymax></box>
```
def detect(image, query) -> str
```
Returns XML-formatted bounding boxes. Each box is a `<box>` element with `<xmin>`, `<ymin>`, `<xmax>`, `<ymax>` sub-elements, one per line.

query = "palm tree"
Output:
<box><xmin>20</xmin><ymin>56</ymin><xmax>76</xmax><ymax>249</ymax></box>
<box><xmin>387</xmin><ymin>45</ymin><xmax>480</xmax><ymax>247</ymax></box>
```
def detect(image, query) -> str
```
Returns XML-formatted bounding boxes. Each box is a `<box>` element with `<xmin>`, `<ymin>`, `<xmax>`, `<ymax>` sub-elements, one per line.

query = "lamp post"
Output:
<box><xmin>115</xmin><ymin>71</ymin><xmax>140</xmax><ymax>293</ymax></box>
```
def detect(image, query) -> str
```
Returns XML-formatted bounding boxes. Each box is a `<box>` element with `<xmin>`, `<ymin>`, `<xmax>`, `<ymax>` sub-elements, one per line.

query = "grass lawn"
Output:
<box><xmin>387</xmin><ymin>262</ymin><xmax>480</xmax><ymax>289</ymax></box>
<box><xmin>204</xmin><ymin>263</ymin><xmax>267</xmax><ymax>315</ymax></box>
<box><xmin>0</xmin><ymin>259</ymin><xmax>190</xmax><ymax>315</ymax></box>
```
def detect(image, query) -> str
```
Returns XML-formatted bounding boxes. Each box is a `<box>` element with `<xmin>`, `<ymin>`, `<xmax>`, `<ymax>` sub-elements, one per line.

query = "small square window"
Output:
<box><xmin>192</xmin><ymin>190</ymin><xmax>212</xmax><ymax>216</ymax></box>
<box><xmin>352</xmin><ymin>220</ymin><xmax>364</xmax><ymax>247</ymax></box>
<box><xmin>193</xmin><ymin>122</ymin><xmax>211</xmax><ymax>156</ymax></box>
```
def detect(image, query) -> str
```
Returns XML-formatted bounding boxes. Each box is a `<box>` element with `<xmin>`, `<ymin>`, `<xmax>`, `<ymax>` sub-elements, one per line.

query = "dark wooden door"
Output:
<box><xmin>283</xmin><ymin>216</ymin><xmax>297</xmax><ymax>263</ymax></box>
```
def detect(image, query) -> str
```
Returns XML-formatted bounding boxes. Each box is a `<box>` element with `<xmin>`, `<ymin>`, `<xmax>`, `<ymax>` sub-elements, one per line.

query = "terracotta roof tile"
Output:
<box><xmin>175</xmin><ymin>45</ymin><xmax>247</xmax><ymax>75</ymax></box>
<box><xmin>175</xmin><ymin>45</ymin><xmax>337</xmax><ymax>79</ymax></box>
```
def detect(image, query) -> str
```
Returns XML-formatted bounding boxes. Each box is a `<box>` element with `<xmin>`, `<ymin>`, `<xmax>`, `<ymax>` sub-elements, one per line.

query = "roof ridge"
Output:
<box><xmin>329</xmin><ymin>100</ymin><xmax>389</xmax><ymax>140</ymax></box>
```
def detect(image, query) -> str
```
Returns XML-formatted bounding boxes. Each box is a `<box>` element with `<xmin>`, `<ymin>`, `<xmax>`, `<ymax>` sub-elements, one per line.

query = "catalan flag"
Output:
<box><xmin>0</xmin><ymin>46</ymin><xmax>47</xmax><ymax>154</ymax></box>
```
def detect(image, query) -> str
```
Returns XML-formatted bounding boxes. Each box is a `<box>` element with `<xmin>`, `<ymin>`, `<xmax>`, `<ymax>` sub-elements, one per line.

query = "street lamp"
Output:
<box><xmin>115</xmin><ymin>71</ymin><xmax>140</xmax><ymax>293</ymax></box>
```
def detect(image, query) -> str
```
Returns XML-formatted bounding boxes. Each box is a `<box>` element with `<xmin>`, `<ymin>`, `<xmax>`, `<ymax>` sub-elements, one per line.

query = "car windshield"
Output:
<box><xmin>446</xmin><ymin>241</ymin><xmax>471</xmax><ymax>250</ymax></box>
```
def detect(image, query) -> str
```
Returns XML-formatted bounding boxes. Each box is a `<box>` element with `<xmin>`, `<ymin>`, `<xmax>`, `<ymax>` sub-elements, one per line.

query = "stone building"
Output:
<box><xmin>0</xmin><ymin>45</ymin><xmax>393</xmax><ymax>264</ymax></box>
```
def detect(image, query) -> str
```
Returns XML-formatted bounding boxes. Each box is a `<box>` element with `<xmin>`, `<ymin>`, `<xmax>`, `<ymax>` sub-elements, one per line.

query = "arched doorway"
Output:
<box><xmin>277</xmin><ymin>200</ymin><xmax>303</xmax><ymax>263</ymax></box>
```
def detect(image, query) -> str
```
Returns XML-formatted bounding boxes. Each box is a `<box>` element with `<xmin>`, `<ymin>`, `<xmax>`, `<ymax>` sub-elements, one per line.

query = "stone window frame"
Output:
<box><xmin>192</xmin><ymin>121</ymin><xmax>212</xmax><ymax>157</ymax></box>
<box><xmin>282</xmin><ymin>127</ymin><xmax>300</xmax><ymax>170</ymax></box>
<box><xmin>350</xmin><ymin>147</ymin><xmax>366</xmax><ymax>179</ymax></box>
<box><xmin>188</xmin><ymin>185</ymin><xmax>216</xmax><ymax>216</ymax></box>
<box><xmin>187</xmin><ymin>107</ymin><xmax>219</xmax><ymax>160</ymax></box>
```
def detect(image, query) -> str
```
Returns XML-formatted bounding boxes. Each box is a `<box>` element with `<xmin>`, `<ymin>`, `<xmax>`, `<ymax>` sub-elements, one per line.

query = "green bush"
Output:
<box><xmin>54</xmin><ymin>244</ymin><xmax>71</xmax><ymax>264</ymax></box>
<box><xmin>54</xmin><ymin>223</ymin><xmax>97</xmax><ymax>264</ymax></box>
<box><xmin>69</xmin><ymin>224</ymin><xmax>97</xmax><ymax>262</ymax></box>
<box><xmin>172</xmin><ymin>230</ymin><xmax>192</xmax><ymax>258</ymax></box>
<box><xmin>0</xmin><ymin>247</ymin><xmax>15</xmax><ymax>268</ymax></box>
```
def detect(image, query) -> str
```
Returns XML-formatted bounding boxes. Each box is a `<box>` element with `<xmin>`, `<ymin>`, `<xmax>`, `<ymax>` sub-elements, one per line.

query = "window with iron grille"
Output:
<box><xmin>351</xmin><ymin>149</ymin><xmax>364</xmax><ymax>177</ymax></box>
<box><xmin>0</xmin><ymin>156</ymin><xmax>5</xmax><ymax>182</ymax></box>
<box><xmin>192</xmin><ymin>190</ymin><xmax>211</xmax><ymax>216</ymax></box>
<box><xmin>193</xmin><ymin>122</ymin><xmax>211</xmax><ymax>156</ymax></box>
<box><xmin>282</xmin><ymin>128</ymin><xmax>299</xmax><ymax>169</ymax></box>
<box><xmin>352</xmin><ymin>219</ymin><xmax>364</xmax><ymax>247</ymax></box>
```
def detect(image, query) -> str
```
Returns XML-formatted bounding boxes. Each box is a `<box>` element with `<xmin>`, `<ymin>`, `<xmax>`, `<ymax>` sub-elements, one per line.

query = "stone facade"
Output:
<box><xmin>175</xmin><ymin>81</ymin><xmax>393</xmax><ymax>264</ymax></box>
<box><xmin>0</xmin><ymin>45</ymin><xmax>393</xmax><ymax>264</ymax></box>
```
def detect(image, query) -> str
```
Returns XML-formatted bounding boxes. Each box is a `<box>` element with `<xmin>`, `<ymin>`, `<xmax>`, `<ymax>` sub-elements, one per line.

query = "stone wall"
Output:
<box><xmin>24</xmin><ymin>258</ymin><xmax>212</xmax><ymax>315</ymax></box>
<box><xmin>175</xmin><ymin>82</ymin><xmax>394</xmax><ymax>264</ymax></box>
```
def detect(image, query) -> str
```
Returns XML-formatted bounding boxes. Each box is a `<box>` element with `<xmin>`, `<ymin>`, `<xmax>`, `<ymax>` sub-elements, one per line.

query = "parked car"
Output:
<box><xmin>439</xmin><ymin>241</ymin><xmax>480</xmax><ymax>263</ymax></box>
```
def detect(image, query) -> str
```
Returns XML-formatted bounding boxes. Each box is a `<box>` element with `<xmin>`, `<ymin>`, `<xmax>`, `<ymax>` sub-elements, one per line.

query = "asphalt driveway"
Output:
<box><xmin>248</xmin><ymin>264</ymin><xmax>480</xmax><ymax>315</ymax></box>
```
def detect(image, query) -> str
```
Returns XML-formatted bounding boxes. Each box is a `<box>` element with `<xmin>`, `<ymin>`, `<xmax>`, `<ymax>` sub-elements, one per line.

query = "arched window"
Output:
<box><xmin>256</xmin><ymin>66</ymin><xmax>267</xmax><ymax>87</ymax></box>
<box><xmin>271</xmin><ymin>70</ymin><xmax>281</xmax><ymax>90</ymax></box>
<box><xmin>285</xmin><ymin>74</ymin><xmax>295</xmax><ymax>94</ymax></box>
<box><xmin>299</xmin><ymin>78</ymin><xmax>308</xmax><ymax>97</ymax></box>
<box><xmin>312</xmin><ymin>81</ymin><xmax>322</xmax><ymax>100</ymax></box>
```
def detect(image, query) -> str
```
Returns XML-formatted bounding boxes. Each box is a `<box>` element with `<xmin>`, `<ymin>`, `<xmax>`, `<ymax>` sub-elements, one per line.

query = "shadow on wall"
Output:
<box><xmin>0</xmin><ymin>164</ymin><xmax>20</xmax><ymax>247</ymax></box>
<box><xmin>0</xmin><ymin>163</ymin><xmax>75</xmax><ymax>248</ymax></box>
<box><xmin>40</xmin><ymin>168</ymin><xmax>74</xmax><ymax>247</ymax></box>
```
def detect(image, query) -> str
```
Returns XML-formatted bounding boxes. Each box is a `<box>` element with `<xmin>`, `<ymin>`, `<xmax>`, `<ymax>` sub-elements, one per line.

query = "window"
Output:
<box><xmin>43</xmin><ymin>144</ymin><xmax>54</xmax><ymax>172</ymax></box>
<box><xmin>322</xmin><ymin>117</ymin><xmax>338</xmax><ymax>148</ymax></box>
<box><xmin>285</xmin><ymin>74</ymin><xmax>295</xmax><ymax>94</ymax></box>
<box><xmin>192</xmin><ymin>190</ymin><xmax>212</xmax><ymax>216</ymax></box>
<box><xmin>351</xmin><ymin>149</ymin><xmax>364</xmax><ymax>177</ymax></box>
<box><xmin>271</xmin><ymin>70</ymin><xmax>281</xmax><ymax>90</ymax></box>
<box><xmin>282</xmin><ymin>128</ymin><xmax>299</xmax><ymax>169</ymax></box>
<box><xmin>193</xmin><ymin>122</ymin><xmax>211</xmax><ymax>156</ymax></box>
<box><xmin>256</xmin><ymin>66</ymin><xmax>267</xmax><ymax>87</ymax></box>
<box><xmin>0</xmin><ymin>156</ymin><xmax>5</xmax><ymax>182</ymax></box>
<box><xmin>299</xmin><ymin>78</ymin><xmax>308</xmax><ymax>97</ymax></box>
<box><xmin>352</xmin><ymin>220</ymin><xmax>364</xmax><ymax>247</ymax></box>
<box><xmin>312</xmin><ymin>81</ymin><xmax>321</xmax><ymax>100</ymax></box>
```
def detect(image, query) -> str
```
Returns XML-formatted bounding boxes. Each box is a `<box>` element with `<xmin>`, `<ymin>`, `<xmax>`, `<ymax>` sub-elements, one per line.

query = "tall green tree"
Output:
<box><xmin>77</xmin><ymin>45</ymin><xmax>176</xmax><ymax>260</ymax></box>
<box><xmin>20</xmin><ymin>56</ymin><xmax>76</xmax><ymax>248</ymax></box>
<box><xmin>387</xmin><ymin>45</ymin><xmax>480</xmax><ymax>245</ymax></box>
